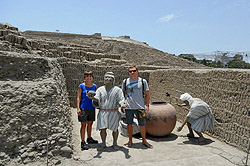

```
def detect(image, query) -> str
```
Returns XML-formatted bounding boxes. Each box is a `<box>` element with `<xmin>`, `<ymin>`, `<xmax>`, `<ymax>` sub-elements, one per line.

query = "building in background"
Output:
<box><xmin>215</xmin><ymin>53</ymin><xmax>243</xmax><ymax>65</ymax></box>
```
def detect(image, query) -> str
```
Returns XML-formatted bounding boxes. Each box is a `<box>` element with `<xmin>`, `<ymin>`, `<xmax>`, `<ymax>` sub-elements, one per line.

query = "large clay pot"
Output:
<box><xmin>146</xmin><ymin>102</ymin><xmax>176</xmax><ymax>136</ymax></box>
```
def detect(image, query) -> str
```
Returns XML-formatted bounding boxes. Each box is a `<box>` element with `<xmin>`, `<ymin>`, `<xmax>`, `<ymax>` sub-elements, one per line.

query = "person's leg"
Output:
<box><xmin>194</xmin><ymin>130</ymin><xmax>205</xmax><ymax>142</ymax></box>
<box><xmin>86</xmin><ymin>121</ymin><xmax>98</xmax><ymax>144</ymax></box>
<box><xmin>186</xmin><ymin>122</ymin><xmax>195</xmax><ymax>137</ymax></box>
<box><xmin>80</xmin><ymin>122</ymin><xmax>87</xmax><ymax>142</ymax></box>
<box><xmin>85</xmin><ymin>110</ymin><xmax>98</xmax><ymax>144</ymax></box>
<box><xmin>87</xmin><ymin>121</ymin><xmax>93</xmax><ymax>138</ymax></box>
<box><xmin>127</xmin><ymin>125</ymin><xmax>133</xmax><ymax>144</ymax></box>
<box><xmin>80</xmin><ymin>122</ymin><xmax>89</xmax><ymax>150</ymax></box>
<box><xmin>112</xmin><ymin>130</ymin><xmax>119</xmax><ymax>150</ymax></box>
<box><xmin>194</xmin><ymin>130</ymin><xmax>204</xmax><ymax>138</ymax></box>
<box><xmin>125</xmin><ymin>110</ymin><xmax>134</xmax><ymax>146</ymax></box>
<box><xmin>100</xmin><ymin>129</ymin><xmax>107</xmax><ymax>148</ymax></box>
<box><xmin>137</xmin><ymin>114</ymin><xmax>153</xmax><ymax>149</ymax></box>
<box><xmin>78</xmin><ymin>109</ymin><xmax>89</xmax><ymax>150</ymax></box>
<box><xmin>140</xmin><ymin>125</ymin><xmax>146</xmax><ymax>143</ymax></box>
<box><xmin>139</xmin><ymin>125</ymin><xmax>153</xmax><ymax>148</ymax></box>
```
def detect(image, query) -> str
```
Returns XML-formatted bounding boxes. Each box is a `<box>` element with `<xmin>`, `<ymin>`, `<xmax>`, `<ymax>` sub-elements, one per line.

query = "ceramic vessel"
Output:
<box><xmin>146</xmin><ymin>101</ymin><xmax>176</xmax><ymax>136</ymax></box>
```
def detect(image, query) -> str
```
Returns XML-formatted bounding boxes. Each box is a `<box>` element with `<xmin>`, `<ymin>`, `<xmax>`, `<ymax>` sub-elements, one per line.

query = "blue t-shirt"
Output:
<box><xmin>79</xmin><ymin>83</ymin><xmax>97</xmax><ymax>110</ymax></box>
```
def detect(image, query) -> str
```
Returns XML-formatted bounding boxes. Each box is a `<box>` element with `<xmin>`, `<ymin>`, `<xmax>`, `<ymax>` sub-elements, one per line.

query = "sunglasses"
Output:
<box><xmin>129</xmin><ymin>70</ymin><xmax>137</xmax><ymax>73</ymax></box>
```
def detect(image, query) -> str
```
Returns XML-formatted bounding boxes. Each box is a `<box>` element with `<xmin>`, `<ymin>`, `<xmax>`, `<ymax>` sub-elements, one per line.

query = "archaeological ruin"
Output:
<box><xmin>0</xmin><ymin>23</ymin><xmax>249</xmax><ymax>165</ymax></box>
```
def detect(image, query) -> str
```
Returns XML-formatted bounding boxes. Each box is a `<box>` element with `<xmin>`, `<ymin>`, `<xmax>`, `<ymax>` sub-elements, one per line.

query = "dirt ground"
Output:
<box><xmin>67</xmin><ymin>108</ymin><xmax>249</xmax><ymax>166</ymax></box>
<box><xmin>15</xmin><ymin>108</ymin><xmax>249</xmax><ymax>166</ymax></box>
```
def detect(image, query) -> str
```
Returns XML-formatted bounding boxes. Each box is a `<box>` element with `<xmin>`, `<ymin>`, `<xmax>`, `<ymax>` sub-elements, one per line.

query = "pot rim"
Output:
<box><xmin>151</xmin><ymin>101</ymin><xmax>167</xmax><ymax>105</ymax></box>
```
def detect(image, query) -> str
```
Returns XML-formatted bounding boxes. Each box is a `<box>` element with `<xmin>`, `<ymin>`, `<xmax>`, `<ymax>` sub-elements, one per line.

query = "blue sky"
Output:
<box><xmin>1</xmin><ymin>0</ymin><xmax>250</xmax><ymax>55</ymax></box>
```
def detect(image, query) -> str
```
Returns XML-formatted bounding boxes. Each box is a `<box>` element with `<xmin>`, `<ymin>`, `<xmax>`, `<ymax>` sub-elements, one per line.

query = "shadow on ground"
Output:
<box><xmin>93</xmin><ymin>145</ymin><xmax>131</xmax><ymax>159</ymax></box>
<box><xmin>181</xmin><ymin>137</ymin><xmax>214</xmax><ymax>146</ymax></box>
<box><xmin>132</xmin><ymin>133</ymin><xmax>178</xmax><ymax>142</ymax></box>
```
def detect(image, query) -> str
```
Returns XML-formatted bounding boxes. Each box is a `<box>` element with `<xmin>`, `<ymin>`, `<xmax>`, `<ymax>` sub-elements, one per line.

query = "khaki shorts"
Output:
<box><xmin>125</xmin><ymin>109</ymin><xmax>146</xmax><ymax>126</ymax></box>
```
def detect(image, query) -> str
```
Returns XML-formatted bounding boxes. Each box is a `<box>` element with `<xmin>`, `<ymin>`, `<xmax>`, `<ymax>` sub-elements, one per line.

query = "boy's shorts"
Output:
<box><xmin>78</xmin><ymin>109</ymin><xmax>95</xmax><ymax>122</ymax></box>
<box><xmin>125</xmin><ymin>109</ymin><xmax>146</xmax><ymax>126</ymax></box>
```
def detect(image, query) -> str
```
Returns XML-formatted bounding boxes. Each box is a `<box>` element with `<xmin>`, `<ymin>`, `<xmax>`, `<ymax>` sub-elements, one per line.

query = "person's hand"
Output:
<box><xmin>177</xmin><ymin>126</ymin><xmax>183</xmax><ymax>132</ymax></box>
<box><xmin>119</xmin><ymin>101</ymin><xmax>126</xmax><ymax>110</ymax></box>
<box><xmin>145</xmin><ymin>105</ymin><xmax>149</xmax><ymax>113</ymax></box>
<box><xmin>121</xmin><ymin>107</ymin><xmax>125</xmax><ymax>113</ymax></box>
<box><xmin>77</xmin><ymin>109</ymin><xmax>81</xmax><ymax>116</ymax></box>
<box><xmin>176</xmin><ymin>103</ymin><xmax>182</xmax><ymax>107</ymax></box>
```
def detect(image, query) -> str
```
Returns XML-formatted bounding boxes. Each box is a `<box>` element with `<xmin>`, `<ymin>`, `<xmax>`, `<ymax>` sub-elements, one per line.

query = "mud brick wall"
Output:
<box><xmin>70</xmin><ymin>51</ymin><xmax>121</xmax><ymax>61</ymax></box>
<box><xmin>0</xmin><ymin>52</ymin><xmax>72</xmax><ymax>165</ymax></box>
<box><xmin>24</xmin><ymin>31</ymin><xmax>102</xmax><ymax>40</ymax></box>
<box><xmin>149</xmin><ymin>69</ymin><xmax>250</xmax><ymax>151</ymax></box>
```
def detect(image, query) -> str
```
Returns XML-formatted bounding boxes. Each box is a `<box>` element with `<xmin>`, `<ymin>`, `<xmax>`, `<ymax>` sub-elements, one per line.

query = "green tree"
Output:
<box><xmin>206</xmin><ymin>61</ymin><xmax>224</xmax><ymax>68</ymax></box>
<box><xmin>227</xmin><ymin>59</ymin><xmax>250</xmax><ymax>69</ymax></box>
<box><xmin>201</xmin><ymin>59</ymin><xmax>207</xmax><ymax>65</ymax></box>
<box><xmin>178</xmin><ymin>54</ymin><xmax>197</xmax><ymax>62</ymax></box>
<box><xmin>216</xmin><ymin>61</ymin><xmax>224</xmax><ymax>68</ymax></box>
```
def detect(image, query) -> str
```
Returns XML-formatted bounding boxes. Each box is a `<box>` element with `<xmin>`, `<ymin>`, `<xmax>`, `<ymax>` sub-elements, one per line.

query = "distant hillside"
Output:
<box><xmin>0</xmin><ymin>23</ymin><xmax>208</xmax><ymax>69</ymax></box>
<box><xmin>23</xmin><ymin>30</ymin><xmax>207</xmax><ymax>69</ymax></box>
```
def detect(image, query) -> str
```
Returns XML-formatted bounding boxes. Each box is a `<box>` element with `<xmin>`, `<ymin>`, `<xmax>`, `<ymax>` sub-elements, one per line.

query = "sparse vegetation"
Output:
<box><xmin>227</xmin><ymin>59</ymin><xmax>250</xmax><ymax>69</ymax></box>
<box><xmin>178</xmin><ymin>54</ymin><xmax>198</xmax><ymax>62</ymax></box>
<box><xmin>178</xmin><ymin>54</ymin><xmax>250</xmax><ymax>69</ymax></box>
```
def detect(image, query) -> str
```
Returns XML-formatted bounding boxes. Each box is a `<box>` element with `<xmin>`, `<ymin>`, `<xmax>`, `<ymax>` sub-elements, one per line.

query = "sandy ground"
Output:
<box><xmin>65</xmin><ymin>108</ymin><xmax>249</xmax><ymax>166</ymax></box>
<box><xmin>17</xmin><ymin>108</ymin><xmax>249</xmax><ymax>166</ymax></box>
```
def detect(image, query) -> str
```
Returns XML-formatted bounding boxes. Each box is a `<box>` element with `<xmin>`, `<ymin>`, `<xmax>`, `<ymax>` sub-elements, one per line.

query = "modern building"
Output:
<box><xmin>215</xmin><ymin>53</ymin><xmax>243</xmax><ymax>65</ymax></box>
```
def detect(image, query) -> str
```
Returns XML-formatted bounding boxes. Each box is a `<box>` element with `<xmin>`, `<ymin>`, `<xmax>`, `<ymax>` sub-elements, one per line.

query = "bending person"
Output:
<box><xmin>177</xmin><ymin>93</ymin><xmax>215</xmax><ymax>141</ymax></box>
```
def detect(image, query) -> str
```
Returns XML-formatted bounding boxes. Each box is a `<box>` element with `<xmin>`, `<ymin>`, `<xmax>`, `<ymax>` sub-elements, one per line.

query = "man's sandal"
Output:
<box><xmin>142</xmin><ymin>143</ymin><xmax>153</xmax><ymax>149</ymax></box>
<box><xmin>125</xmin><ymin>142</ymin><xmax>133</xmax><ymax>148</ymax></box>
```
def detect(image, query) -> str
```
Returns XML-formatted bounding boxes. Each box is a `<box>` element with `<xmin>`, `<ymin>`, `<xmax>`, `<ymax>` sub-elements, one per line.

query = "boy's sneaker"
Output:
<box><xmin>81</xmin><ymin>141</ymin><xmax>89</xmax><ymax>150</ymax></box>
<box><xmin>87</xmin><ymin>137</ymin><xmax>98</xmax><ymax>144</ymax></box>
